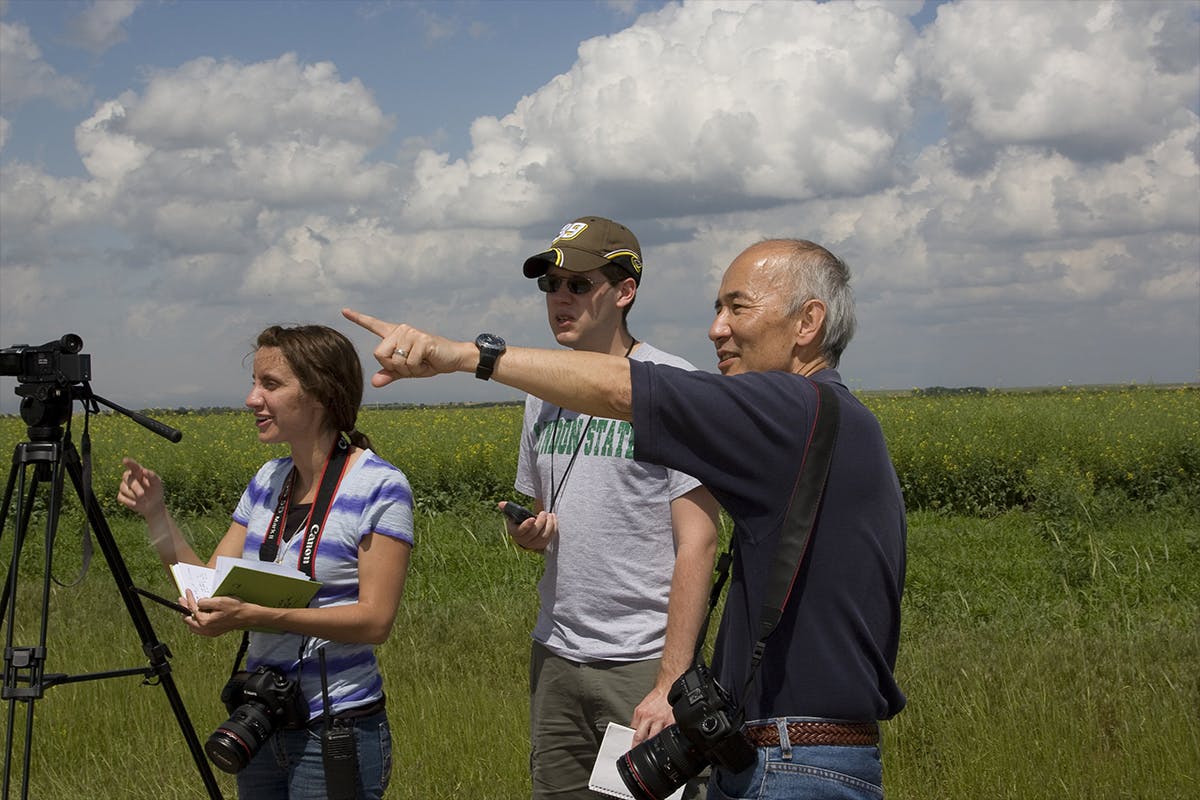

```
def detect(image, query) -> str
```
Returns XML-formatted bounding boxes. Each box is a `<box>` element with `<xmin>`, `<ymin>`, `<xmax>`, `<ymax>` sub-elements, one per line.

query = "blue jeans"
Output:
<box><xmin>235</xmin><ymin>710</ymin><xmax>392</xmax><ymax>800</ymax></box>
<box><xmin>708</xmin><ymin>718</ymin><xmax>883</xmax><ymax>800</ymax></box>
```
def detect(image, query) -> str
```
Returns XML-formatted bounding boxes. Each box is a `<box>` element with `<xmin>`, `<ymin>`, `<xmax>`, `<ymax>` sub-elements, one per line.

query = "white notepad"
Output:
<box><xmin>588</xmin><ymin>722</ymin><xmax>685</xmax><ymax>800</ymax></box>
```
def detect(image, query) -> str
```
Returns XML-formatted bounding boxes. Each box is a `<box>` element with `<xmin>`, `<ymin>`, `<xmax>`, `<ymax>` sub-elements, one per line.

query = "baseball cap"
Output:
<box><xmin>522</xmin><ymin>216</ymin><xmax>644</xmax><ymax>284</ymax></box>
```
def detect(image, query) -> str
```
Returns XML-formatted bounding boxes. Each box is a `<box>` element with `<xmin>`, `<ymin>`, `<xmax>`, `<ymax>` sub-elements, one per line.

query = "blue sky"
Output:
<box><xmin>4</xmin><ymin>0</ymin><xmax>645</xmax><ymax>171</ymax></box>
<box><xmin>1</xmin><ymin>0</ymin><xmax>1197</xmax><ymax>414</ymax></box>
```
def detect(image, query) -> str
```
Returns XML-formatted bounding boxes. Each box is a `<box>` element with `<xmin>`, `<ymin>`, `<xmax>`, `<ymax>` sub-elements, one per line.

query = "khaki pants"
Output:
<box><xmin>529</xmin><ymin>642</ymin><xmax>707</xmax><ymax>800</ymax></box>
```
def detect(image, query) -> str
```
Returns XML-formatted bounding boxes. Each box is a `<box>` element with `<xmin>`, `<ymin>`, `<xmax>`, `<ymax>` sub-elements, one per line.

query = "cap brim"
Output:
<box><xmin>522</xmin><ymin>252</ymin><xmax>555</xmax><ymax>278</ymax></box>
<box><xmin>522</xmin><ymin>247</ymin><xmax>612</xmax><ymax>278</ymax></box>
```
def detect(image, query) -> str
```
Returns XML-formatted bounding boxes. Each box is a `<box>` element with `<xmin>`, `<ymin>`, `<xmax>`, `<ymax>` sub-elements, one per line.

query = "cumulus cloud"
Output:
<box><xmin>919</xmin><ymin>0</ymin><xmax>1200</xmax><ymax>167</ymax></box>
<box><xmin>0</xmin><ymin>21</ymin><xmax>88</xmax><ymax>110</ymax></box>
<box><xmin>4</xmin><ymin>53</ymin><xmax>399</xmax><ymax>262</ymax></box>
<box><xmin>127</xmin><ymin>55</ymin><xmax>391</xmax><ymax>149</ymax></box>
<box><xmin>400</xmin><ymin>0</ymin><xmax>920</xmax><ymax>224</ymax></box>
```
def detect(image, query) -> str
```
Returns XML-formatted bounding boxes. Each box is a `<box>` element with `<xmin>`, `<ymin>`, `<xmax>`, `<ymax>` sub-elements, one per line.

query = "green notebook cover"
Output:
<box><xmin>212</xmin><ymin>564</ymin><xmax>321</xmax><ymax>609</ymax></box>
<box><xmin>170</xmin><ymin>557</ymin><xmax>321</xmax><ymax>633</ymax></box>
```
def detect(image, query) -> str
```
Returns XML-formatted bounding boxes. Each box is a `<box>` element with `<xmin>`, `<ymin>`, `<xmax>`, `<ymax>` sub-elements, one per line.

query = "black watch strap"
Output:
<box><xmin>475</xmin><ymin>333</ymin><xmax>505</xmax><ymax>380</ymax></box>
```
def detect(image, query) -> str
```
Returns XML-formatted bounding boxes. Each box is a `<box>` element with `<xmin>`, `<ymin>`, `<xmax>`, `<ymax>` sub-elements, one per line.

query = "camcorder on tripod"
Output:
<box><xmin>0</xmin><ymin>335</ymin><xmax>223</xmax><ymax>799</ymax></box>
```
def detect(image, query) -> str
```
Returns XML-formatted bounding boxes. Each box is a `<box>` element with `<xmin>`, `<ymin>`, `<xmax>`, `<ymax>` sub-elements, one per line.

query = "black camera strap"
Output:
<box><xmin>546</xmin><ymin>339</ymin><xmax>636</xmax><ymax>513</ymax></box>
<box><xmin>260</xmin><ymin>435</ymin><xmax>351</xmax><ymax>577</ymax></box>
<box><xmin>748</xmin><ymin>379</ymin><xmax>839</xmax><ymax>674</ymax></box>
<box><xmin>689</xmin><ymin>380</ymin><xmax>840</xmax><ymax>703</ymax></box>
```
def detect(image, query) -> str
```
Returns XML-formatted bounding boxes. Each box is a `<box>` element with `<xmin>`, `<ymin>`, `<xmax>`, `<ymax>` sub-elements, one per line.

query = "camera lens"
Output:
<box><xmin>204</xmin><ymin>703</ymin><xmax>274</xmax><ymax>774</ymax></box>
<box><xmin>617</xmin><ymin>724</ymin><xmax>708</xmax><ymax>800</ymax></box>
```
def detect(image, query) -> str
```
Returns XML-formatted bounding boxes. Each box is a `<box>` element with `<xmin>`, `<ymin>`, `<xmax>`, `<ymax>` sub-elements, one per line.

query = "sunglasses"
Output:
<box><xmin>536</xmin><ymin>274</ymin><xmax>609</xmax><ymax>295</ymax></box>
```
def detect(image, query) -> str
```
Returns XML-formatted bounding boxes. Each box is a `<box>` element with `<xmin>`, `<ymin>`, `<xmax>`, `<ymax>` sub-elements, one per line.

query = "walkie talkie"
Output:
<box><xmin>319</xmin><ymin>646</ymin><xmax>359</xmax><ymax>800</ymax></box>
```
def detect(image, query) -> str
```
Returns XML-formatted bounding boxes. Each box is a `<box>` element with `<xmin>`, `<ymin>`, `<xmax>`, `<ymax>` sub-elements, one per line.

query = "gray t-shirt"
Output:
<box><xmin>515</xmin><ymin>342</ymin><xmax>703</xmax><ymax>662</ymax></box>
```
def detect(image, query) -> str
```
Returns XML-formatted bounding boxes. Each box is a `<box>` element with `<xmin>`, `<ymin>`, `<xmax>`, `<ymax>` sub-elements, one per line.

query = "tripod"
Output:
<box><xmin>0</xmin><ymin>381</ymin><xmax>223</xmax><ymax>799</ymax></box>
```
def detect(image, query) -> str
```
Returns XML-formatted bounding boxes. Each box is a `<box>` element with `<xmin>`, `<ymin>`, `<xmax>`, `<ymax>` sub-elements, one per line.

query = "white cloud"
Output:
<box><xmin>76</xmin><ymin>100</ymin><xmax>152</xmax><ymax>183</ymax></box>
<box><xmin>241</xmin><ymin>217</ymin><xmax>526</xmax><ymax>300</ymax></box>
<box><xmin>127</xmin><ymin>55</ymin><xmax>391</xmax><ymax>149</ymax></box>
<box><xmin>0</xmin><ymin>162</ymin><xmax>107</xmax><ymax>241</ymax></box>
<box><xmin>0</xmin><ymin>21</ymin><xmax>88</xmax><ymax>110</ymax></box>
<box><xmin>920</xmin><ymin>0</ymin><xmax>1200</xmax><ymax>165</ymax></box>
<box><xmin>401</xmin><ymin>0</ymin><xmax>919</xmax><ymax>224</ymax></box>
<box><xmin>65</xmin><ymin>0</ymin><xmax>140</xmax><ymax>54</ymax></box>
<box><xmin>3</xmin><ymin>53</ymin><xmax>400</xmax><ymax>265</ymax></box>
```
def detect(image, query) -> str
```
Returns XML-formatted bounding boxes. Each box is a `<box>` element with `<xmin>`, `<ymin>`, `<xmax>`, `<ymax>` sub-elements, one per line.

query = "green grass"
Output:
<box><xmin>891</xmin><ymin>506</ymin><xmax>1199</xmax><ymax>799</ymax></box>
<box><xmin>2</xmin><ymin>500</ymin><xmax>1196</xmax><ymax>799</ymax></box>
<box><xmin>0</xmin><ymin>386</ymin><xmax>1196</xmax><ymax>797</ymax></box>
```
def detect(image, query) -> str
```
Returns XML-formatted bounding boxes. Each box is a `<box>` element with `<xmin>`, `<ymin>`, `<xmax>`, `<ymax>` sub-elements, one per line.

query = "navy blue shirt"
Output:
<box><xmin>631</xmin><ymin>362</ymin><xmax>906</xmax><ymax>722</ymax></box>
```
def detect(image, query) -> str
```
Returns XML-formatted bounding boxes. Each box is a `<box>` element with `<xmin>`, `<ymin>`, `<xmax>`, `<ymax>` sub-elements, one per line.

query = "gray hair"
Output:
<box><xmin>762</xmin><ymin>239</ymin><xmax>857</xmax><ymax>368</ymax></box>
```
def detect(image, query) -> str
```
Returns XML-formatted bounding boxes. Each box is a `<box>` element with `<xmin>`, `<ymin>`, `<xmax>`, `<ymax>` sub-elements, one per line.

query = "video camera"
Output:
<box><xmin>0</xmin><ymin>334</ymin><xmax>91</xmax><ymax>385</ymax></box>
<box><xmin>0</xmin><ymin>334</ymin><xmax>92</xmax><ymax>431</ymax></box>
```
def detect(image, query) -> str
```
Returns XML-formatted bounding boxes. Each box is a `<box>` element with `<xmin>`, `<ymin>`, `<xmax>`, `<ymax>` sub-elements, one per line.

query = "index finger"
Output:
<box><xmin>121</xmin><ymin>457</ymin><xmax>145</xmax><ymax>481</ymax></box>
<box><xmin>342</xmin><ymin>308</ymin><xmax>395</xmax><ymax>338</ymax></box>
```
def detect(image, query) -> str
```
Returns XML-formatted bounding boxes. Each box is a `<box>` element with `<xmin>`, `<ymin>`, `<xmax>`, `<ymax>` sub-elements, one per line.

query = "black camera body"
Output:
<box><xmin>0</xmin><ymin>335</ymin><xmax>90</xmax><ymax>385</ymax></box>
<box><xmin>671</xmin><ymin>662</ymin><xmax>756</xmax><ymax>766</ymax></box>
<box><xmin>204</xmin><ymin>666</ymin><xmax>308</xmax><ymax>774</ymax></box>
<box><xmin>618</xmin><ymin>662</ymin><xmax>757</xmax><ymax>800</ymax></box>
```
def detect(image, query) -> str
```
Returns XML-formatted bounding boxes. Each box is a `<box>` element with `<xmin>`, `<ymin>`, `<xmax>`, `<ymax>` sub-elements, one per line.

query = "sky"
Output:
<box><xmin>1</xmin><ymin>0</ymin><xmax>1197</xmax><ymax>416</ymax></box>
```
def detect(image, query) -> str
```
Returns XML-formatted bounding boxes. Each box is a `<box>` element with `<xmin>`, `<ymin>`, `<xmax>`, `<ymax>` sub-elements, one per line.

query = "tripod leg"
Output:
<box><xmin>60</xmin><ymin>442</ymin><xmax>224</xmax><ymax>800</ymax></box>
<box><xmin>0</xmin><ymin>447</ymin><xmax>41</xmax><ymax>624</ymax></box>
<box><xmin>0</xmin><ymin>442</ymin><xmax>58</xmax><ymax>800</ymax></box>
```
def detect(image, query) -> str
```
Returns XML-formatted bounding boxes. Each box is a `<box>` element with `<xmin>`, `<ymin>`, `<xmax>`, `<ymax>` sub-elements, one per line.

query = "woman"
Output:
<box><xmin>118</xmin><ymin>324</ymin><xmax>413</xmax><ymax>800</ymax></box>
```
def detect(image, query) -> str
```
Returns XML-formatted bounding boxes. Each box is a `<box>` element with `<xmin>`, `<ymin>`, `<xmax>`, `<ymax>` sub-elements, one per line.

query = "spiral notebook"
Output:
<box><xmin>588</xmin><ymin>722</ymin><xmax>685</xmax><ymax>800</ymax></box>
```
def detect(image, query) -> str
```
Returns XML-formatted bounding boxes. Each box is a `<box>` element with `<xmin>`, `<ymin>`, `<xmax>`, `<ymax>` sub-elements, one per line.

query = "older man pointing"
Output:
<box><xmin>343</xmin><ymin>238</ymin><xmax>906</xmax><ymax>800</ymax></box>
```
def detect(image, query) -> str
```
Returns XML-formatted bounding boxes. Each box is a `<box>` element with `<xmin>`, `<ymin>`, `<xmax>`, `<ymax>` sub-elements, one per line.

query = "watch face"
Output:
<box><xmin>476</xmin><ymin>333</ymin><xmax>505</xmax><ymax>351</ymax></box>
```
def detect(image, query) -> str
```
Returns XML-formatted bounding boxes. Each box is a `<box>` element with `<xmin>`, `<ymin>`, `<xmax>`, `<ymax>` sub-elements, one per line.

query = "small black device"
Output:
<box><xmin>501</xmin><ymin>501</ymin><xmax>535</xmax><ymax>524</ymax></box>
<box><xmin>322</xmin><ymin>723</ymin><xmax>358</xmax><ymax>800</ymax></box>
<box><xmin>319</xmin><ymin>646</ymin><xmax>360</xmax><ymax>800</ymax></box>
<box><xmin>617</xmin><ymin>662</ymin><xmax>756</xmax><ymax>800</ymax></box>
<box><xmin>474</xmin><ymin>332</ymin><xmax>506</xmax><ymax>380</ymax></box>
<box><xmin>205</xmin><ymin>666</ymin><xmax>308</xmax><ymax>774</ymax></box>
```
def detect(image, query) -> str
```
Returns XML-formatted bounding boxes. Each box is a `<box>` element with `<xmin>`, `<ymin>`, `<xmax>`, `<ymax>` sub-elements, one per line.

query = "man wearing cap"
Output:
<box><xmin>507</xmin><ymin>216</ymin><xmax>720</xmax><ymax>799</ymax></box>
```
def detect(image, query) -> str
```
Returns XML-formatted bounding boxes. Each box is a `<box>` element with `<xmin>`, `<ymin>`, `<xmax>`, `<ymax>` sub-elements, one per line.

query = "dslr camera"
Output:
<box><xmin>618</xmin><ymin>661</ymin><xmax>756</xmax><ymax>800</ymax></box>
<box><xmin>205</xmin><ymin>666</ymin><xmax>308</xmax><ymax>773</ymax></box>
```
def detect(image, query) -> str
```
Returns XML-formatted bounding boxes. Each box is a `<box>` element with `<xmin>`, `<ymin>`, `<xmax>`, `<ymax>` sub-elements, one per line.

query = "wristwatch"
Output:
<box><xmin>474</xmin><ymin>333</ymin><xmax>506</xmax><ymax>380</ymax></box>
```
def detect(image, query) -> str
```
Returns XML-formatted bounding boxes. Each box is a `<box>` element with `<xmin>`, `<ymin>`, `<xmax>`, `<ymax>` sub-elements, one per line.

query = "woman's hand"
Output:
<box><xmin>118</xmin><ymin>457</ymin><xmax>166</xmax><ymax>521</ymax></box>
<box><xmin>182</xmin><ymin>591</ymin><xmax>248</xmax><ymax>638</ymax></box>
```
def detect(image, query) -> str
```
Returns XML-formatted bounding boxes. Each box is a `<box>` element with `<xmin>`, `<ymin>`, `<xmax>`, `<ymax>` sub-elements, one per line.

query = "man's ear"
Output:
<box><xmin>614</xmin><ymin>278</ymin><xmax>638</xmax><ymax>309</ymax></box>
<box><xmin>794</xmin><ymin>298</ymin><xmax>827</xmax><ymax>348</ymax></box>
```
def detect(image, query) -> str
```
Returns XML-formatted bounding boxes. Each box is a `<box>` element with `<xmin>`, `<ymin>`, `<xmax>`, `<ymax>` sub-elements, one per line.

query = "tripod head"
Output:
<box><xmin>2</xmin><ymin>334</ymin><xmax>181</xmax><ymax>444</ymax></box>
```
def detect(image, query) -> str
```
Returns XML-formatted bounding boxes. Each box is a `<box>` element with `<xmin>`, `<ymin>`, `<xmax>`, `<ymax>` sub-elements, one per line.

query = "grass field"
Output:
<box><xmin>0</xmin><ymin>386</ymin><xmax>1196</xmax><ymax>798</ymax></box>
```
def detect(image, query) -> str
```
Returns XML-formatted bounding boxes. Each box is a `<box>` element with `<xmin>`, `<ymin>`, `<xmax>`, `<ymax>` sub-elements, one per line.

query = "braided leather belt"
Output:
<box><xmin>743</xmin><ymin>721</ymin><xmax>879</xmax><ymax>747</ymax></box>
